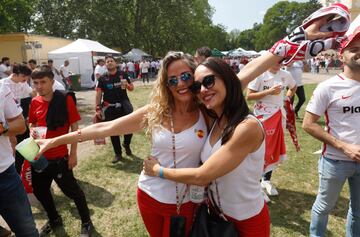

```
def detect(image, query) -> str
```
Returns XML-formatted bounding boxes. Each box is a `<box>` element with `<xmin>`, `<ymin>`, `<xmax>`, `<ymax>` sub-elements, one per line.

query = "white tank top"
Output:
<box><xmin>201</xmin><ymin>115</ymin><xmax>265</xmax><ymax>220</ymax></box>
<box><xmin>138</xmin><ymin>111</ymin><xmax>208</xmax><ymax>204</ymax></box>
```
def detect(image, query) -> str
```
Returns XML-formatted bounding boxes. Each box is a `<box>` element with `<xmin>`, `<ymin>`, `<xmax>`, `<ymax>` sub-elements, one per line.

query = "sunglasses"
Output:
<box><xmin>189</xmin><ymin>75</ymin><xmax>216</xmax><ymax>94</ymax></box>
<box><xmin>167</xmin><ymin>72</ymin><xmax>193</xmax><ymax>87</ymax></box>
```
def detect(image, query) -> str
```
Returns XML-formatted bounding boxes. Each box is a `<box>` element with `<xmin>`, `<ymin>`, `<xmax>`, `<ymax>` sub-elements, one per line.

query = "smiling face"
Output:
<box><xmin>166</xmin><ymin>59</ymin><xmax>194</xmax><ymax>104</ymax></box>
<box><xmin>341</xmin><ymin>37</ymin><xmax>360</xmax><ymax>72</ymax></box>
<box><xmin>194</xmin><ymin>65</ymin><xmax>226</xmax><ymax>114</ymax></box>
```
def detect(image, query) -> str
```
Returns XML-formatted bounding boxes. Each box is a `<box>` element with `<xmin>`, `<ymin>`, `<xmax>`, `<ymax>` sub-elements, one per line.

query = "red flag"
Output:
<box><xmin>21</xmin><ymin>160</ymin><xmax>33</xmax><ymax>193</ymax></box>
<box><xmin>284</xmin><ymin>98</ymin><xmax>301</xmax><ymax>152</ymax></box>
<box><xmin>259</xmin><ymin>110</ymin><xmax>287</xmax><ymax>173</ymax></box>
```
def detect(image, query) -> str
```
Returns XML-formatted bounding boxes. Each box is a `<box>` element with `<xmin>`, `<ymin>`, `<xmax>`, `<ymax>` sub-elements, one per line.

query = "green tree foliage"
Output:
<box><xmin>253</xmin><ymin>0</ymin><xmax>322</xmax><ymax>51</ymax></box>
<box><xmin>0</xmin><ymin>0</ymin><xmax>35</xmax><ymax>33</ymax></box>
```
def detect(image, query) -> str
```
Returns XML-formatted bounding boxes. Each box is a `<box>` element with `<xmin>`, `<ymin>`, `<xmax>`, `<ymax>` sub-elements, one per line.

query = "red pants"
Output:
<box><xmin>137</xmin><ymin>188</ymin><xmax>196</xmax><ymax>237</ymax></box>
<box><xmin>225</xmin><ymin>203</ymin><xmax>271</xmax><ymax>237</ymax></box>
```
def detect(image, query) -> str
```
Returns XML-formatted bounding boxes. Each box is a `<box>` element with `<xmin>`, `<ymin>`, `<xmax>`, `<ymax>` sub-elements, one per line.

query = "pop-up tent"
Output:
<box><xmin>123</xmin><ymin>48</ymin><xmax>152</xmax><ymax>62</ymax></box>
<box><xmin>48</xmin><ymin>39</ymin><xmax>121</xmax><ymax>88</ymax></box>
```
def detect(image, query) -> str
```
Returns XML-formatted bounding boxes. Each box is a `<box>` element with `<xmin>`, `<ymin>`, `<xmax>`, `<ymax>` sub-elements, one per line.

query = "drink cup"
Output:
<box><xmin>121</xmin><ymin>79</ymin><xmax>127</xmax><ymax>89</ymax></box>
<box><xmin>35</xmin><ymin>126</ymin><xmax>47</xmax><ymax>139</ymax></box>
<box><xmin>15</xmin><ymin>137</ymin><xmax>48</xmax><ymax>172</ymax></box>
<box><xmin>190</xmin><ymin>185</ymin><xmax>205</xmax><ymax>203</ymax></box>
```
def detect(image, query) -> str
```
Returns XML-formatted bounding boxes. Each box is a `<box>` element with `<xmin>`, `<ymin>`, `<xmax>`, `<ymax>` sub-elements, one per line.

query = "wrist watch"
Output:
<box><xmin>0</xmin><ymin>121</ymin><xmax>9</xmax><ymax>136</ymax></box>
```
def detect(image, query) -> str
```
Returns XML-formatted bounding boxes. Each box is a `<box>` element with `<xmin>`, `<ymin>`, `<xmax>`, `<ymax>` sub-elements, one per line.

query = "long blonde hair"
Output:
<box><xmin>145</xmin><ymin>51</ymin><xmax>196</xmax><ymax>136</ymax></box>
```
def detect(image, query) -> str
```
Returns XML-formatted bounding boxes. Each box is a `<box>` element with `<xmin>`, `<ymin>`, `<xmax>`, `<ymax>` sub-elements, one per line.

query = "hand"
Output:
<box><xmin>30</xmin><ymin>127</ymin><xmax>39</xmax><ymax>139</ymax></box>
<box><xmin>68</xmin><ymin>153</ymin><xmax>78</xmax><ymax>170</ymax></box>
<box><xmin>95</xmin><ymin>110</ymin><xmax>102</xmax><ymax>120</ymax></box>
<box><xmin>342</xmin><ymin>143</ymin><xmax>360</xmax><ymax>162</ymax></box>
<box><xmin>268</xmin><ymin>85</ymin><xmax>282</xmax><ymax>95</ymax></box>
<box><xmin>143</xmin><ymin>156</ymin><xmax>161</xmax><ymax>177</ymax></box>
<box><xmin>305</xmin><ymin>17</ymin><xmax>333</xmax><ymax>40</ymax></box>
<box><xmin>35</xmin><ymin>138</ymin><xmax>55</xmax><ymax>156</ymax></box>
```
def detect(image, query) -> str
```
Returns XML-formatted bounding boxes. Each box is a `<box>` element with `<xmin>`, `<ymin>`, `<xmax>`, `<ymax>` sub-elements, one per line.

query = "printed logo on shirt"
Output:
<box><xmin>343</xmin><ymin>106</ymin><xmax>360</xmax><ymax>113</ymax></box>
<box><xmin>194</xmin><ymin>129</ymin><xmax>204</xmax><ymax>139</ymax></box>
<box><xmin>341</xmin><ymin>95</ymin><xmax>352</xmax><ymax>100</ymax></box>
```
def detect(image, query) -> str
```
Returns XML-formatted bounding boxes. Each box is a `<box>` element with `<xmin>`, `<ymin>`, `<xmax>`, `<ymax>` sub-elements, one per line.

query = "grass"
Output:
<box><xmin>31</xmin><ymin>84</ymin><xmax>350</xmax><ymax>236</ymax></box>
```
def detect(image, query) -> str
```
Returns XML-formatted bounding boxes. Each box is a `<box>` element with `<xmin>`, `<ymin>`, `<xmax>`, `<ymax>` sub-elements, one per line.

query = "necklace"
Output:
<box><xmin>169</xmin><ymin>112</ymin><xmax>189</xmax><ymax>214</ymax></box>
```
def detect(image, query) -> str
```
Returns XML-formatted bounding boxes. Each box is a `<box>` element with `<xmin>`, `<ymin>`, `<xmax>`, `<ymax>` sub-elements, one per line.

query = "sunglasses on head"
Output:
<box><xmin>167</xmin><ymin>72</ymin><xmax>193</xmax><ymax>87</ymax></box>
<box><xmin>189</xmin><ymin>75</ymin><xmax>215</xmax><ymax>94</ymax></box>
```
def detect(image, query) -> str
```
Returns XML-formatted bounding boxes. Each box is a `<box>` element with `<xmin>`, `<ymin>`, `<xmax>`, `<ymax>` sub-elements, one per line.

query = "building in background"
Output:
<box><xmin>0</xmin><ymin>33</ymin><xmax>73</xmax><ymax>64</ymax></box>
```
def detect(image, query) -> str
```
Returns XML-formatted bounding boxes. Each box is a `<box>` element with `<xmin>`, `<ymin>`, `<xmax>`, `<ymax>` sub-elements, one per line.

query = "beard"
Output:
<box><xmin>345</xmin><ymin>54</ymin><xmax>360</xmax><ymax>72</ymax></box>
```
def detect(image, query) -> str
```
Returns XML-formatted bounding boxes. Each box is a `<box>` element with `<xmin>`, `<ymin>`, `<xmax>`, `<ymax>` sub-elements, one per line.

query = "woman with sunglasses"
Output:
<box><xmin>34</xmin><ymin>15</ymin><xmax>334</xmax><ymax>236</ymax></box>
<box><xmin>144</xmin><ymin>57</ymin><xmax>270</xmax><ymax>236</ymax></box>
<box><xmin>36</xmin><ymin>51</ymin><xmax>209</xmax><ymax>237</ymax></box>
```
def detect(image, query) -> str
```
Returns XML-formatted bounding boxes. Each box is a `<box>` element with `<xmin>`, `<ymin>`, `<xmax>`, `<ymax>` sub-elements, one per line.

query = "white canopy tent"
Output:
<box><xmin>123</xmin><ymin>48</ymin><xmax>151</xmax><ymax>62</ymax></box>
<box><xmin>48</xmin><ymin>39</ymin><xmax>121</xmax><ymax>88</ymax></box>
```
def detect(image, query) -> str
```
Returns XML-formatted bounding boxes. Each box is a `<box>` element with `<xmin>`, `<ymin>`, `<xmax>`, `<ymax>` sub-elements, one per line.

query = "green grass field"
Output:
<box><xmin>32</xmin><ymin>84</ymin><xmax>350</xmax><ymax>236</ymax></box>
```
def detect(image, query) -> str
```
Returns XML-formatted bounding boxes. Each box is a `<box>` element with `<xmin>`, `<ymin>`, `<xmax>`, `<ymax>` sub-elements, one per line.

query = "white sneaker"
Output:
<box><xmin>261</xmin><ymin>189</ymin><xmax>271</xmax><ymax>203</ymax></box>
<box><xmin>261</xmin><ymin>180</ymin><xmax>279</xmax><ymax>196</ymax></box>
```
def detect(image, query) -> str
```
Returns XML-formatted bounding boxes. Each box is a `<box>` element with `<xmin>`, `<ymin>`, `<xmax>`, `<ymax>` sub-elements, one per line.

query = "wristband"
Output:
<box><xmin>159</xmin><ymin>166</ymin><xmax>164</xmax><ymax>179</ymax></box>
<box><xmin>77</xmin><ymin>129</ymin><xmax>83</xmax><ymax>142</ymax></box>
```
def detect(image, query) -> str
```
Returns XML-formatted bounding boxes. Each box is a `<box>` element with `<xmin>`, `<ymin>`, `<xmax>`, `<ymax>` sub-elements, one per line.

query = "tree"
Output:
<box><xmin>0</xmin><ymin>0</ymin><xmax>36</xmax><ymax>33</ymax></box>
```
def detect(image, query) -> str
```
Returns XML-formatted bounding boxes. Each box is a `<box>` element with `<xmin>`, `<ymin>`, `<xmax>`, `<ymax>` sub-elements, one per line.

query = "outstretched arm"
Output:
<box><xmin>37</xmin><ymin>105</ymin><xmax>149</xmax><ymax>154</ymax></box>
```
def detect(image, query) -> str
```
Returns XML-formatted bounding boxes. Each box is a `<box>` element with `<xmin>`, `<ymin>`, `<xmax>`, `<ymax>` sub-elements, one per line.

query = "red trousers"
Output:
<box><xmin>225</xmin><ymin>203</ymin><xmax>271</xmax><ymax>237</ymax></box>
<box><xmin>137</xmin><ymin>188</ymin><xmax>196</xmax><ymax>237</ymax></box>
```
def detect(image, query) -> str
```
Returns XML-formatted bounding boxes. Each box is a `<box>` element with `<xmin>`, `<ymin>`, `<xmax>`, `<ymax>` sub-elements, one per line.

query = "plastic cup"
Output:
<box><xmin>121</xmin><ymin>79</ymin><xmax>127</xmax><ymax>89</ymax></box>
<box><xmin>15</xmin><ymin>137</ymin><xmax>40</xmax><ymax>162</ymax></box>
<box><xmin>35</xmin><ymin>126</ymin><xmax>47</xmax><ymax>139</ymax></box>
<box><xmin>15</xmin><ymin>137</ymin><xmax>48</xmax><ymax>172</ymax></box>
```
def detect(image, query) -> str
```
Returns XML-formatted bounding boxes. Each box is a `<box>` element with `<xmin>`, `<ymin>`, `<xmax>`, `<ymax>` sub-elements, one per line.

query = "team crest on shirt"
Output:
<box><xmin>194</xmin><ymin>129</ymin><xmax>204</xmax><ymax>138</ymax></box>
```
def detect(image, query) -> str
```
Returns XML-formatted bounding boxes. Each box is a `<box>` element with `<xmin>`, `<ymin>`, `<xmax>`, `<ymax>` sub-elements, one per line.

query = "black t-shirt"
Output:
<box><xmin>96</xmin><ymin>70</ymin><xmax>131</xmax><ymax>103</ymax></box>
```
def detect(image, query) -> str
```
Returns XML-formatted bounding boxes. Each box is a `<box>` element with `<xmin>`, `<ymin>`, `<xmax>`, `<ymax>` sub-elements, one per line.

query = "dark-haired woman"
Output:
<box><xmin>144</xmin><ymin>57</ymin><xmax>270</xmax><ymax>236</ymax></box>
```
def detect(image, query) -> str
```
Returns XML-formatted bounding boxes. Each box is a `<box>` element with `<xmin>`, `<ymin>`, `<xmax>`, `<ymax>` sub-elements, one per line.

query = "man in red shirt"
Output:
<box><xmin>29</xmin><ymin>65</ymin><xmax>92</xmax><ymax>236</ymax></box>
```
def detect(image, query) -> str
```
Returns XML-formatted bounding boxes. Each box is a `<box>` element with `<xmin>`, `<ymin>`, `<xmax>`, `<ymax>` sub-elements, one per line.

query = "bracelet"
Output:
<box><xmin>77</xmin><ymin>129</ymin><xmax>83</xmax><ymax>142</ymax></box>
<box><xmin>159</xmin><ymin>166</ymin><xmax>164</xmax><ymax>179</ymax></box>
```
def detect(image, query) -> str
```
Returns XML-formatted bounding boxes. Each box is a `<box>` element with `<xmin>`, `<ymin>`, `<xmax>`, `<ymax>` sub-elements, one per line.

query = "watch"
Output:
<box><xmin>0</xmin><ymin>121</ymin><xmax>9</xmax><ymax>136</ymax></box>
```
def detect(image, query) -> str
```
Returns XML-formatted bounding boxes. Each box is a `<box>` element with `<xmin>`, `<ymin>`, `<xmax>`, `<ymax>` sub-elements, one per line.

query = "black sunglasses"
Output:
<box><xmin>167</xmin><ymin>72</ymin><xmax>193</xmax><ymax>87</ymax></box>
<box><xmin>189</xmin><ymin>75</ymin><xmax>216</xmax><ymax>94</ymax></box>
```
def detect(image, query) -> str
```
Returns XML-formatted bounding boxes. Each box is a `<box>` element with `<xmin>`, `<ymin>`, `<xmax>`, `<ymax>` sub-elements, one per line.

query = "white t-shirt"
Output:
<box><xmin>94</xmin><ymin>65</ymin><xmax>107</xmax><ymax>77</ymax></box>
<box><xmin>138</xmin><ymin>112</ymin><xmax>207</xmax><ymax>204</ymax></box>
<box><xmin>126</xmin><ymin>62</ymin><xmax>135</xmax><ymax>72</ymax></box>
<box><xmin>306</xmin><ymin>74</ymin><xmax>360</xmax><ymax>161</ymax></box>
<box><xmin>0</xmin><ymin>76</ymin><xmax>32</xmax><ymax>102</ymax></box>
<box><xmin>60</xmin><ymin>65</ymin><xmax>70</xmax><ymax>78</ymax></box>
<box><xmin>201</xmin><ymin>116</ymin><xmax>265</xmax><ymax>220</ymax></box>
<box><xmin>53</xmin><ymin>80</ymin><xmax>66</xmax><ymax>91</ymax></box>
<box><xmin>0</xmin><ymin>84</ymin><xmax>22</xmax><ymax>173</ymax></box>
<box><xmin>248</xmin><ymin>69</ymin><xmax>296</xmax><ymax>117</ymax></box>
<box><xmin>140</xmin><ymin>62</ymin><xmax>149</xmax><ymax>73</ymax></box>
<box><xmin>286</xmin><ymin>61</ymin><xmax>304</xmax><ymax>86</ymax></box>
<box><xmin>0</xmin><ymin>64</ymin><xmax>10</xmax><ymax>79</ymax></box>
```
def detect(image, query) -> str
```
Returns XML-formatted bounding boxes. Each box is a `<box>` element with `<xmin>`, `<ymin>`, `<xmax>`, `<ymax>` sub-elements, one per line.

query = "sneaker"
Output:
<box><xmin>261</xmin><ymin>180</ymin><xmax>279</xmax><ymax>196</ymax></box>
<box><xmin>0</xmin><ymin>226</ymin><xmax>11</xmax><ymax>237</ymax></box>
<box><xmin>261</xmin><ymin>189</ymin><xmax>271</xmax><ymax>203</ymax></box>
<box><xmin>112</xmin><ymin>154</ymin><xmax>122</xmax><ymax>164</ymax></box>
<box><xmin>123</xmin><ymin>144</ymin><xmax>132</xmax><ymax>156</ymax></box>
<box><xmin>80</xmin><ymin>221</ymin><xmax>93</xmax><ymax>237</ymax></box>
<box><xmin>39</xmin><ymin>216</ymin><xmax>63</xmax><ymax>237</ymax></box>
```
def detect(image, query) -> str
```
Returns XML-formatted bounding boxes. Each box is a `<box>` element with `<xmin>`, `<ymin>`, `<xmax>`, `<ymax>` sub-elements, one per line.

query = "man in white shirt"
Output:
<box><xmin>126</xmin><ymin>61</ymin><xmax>135</xmax><ymax>79</ymax></box>
<box><xmin>139</xmin><ymin>59</ymin><xmax>150</xmax><ymax>83</ymax></box>
<box><xmin>60</xmin><ymin>60</ymin><xmax>70</xmax><ymax>90</ymax></box>
<box><xmin>303</xmin><ymin>25</ymin><xmax>360</xmax><ymax>237</ymax></box>
<box><xmin>0</xmin><ymin>83</ymin><xmax>38</xmax><ymax>236</ymax></box>
<box><xmin>94</xmin><ymin>59</ymin><xmax>107</xmax><ymax>80</ymax></box>
<box><xmin>0</xmin><ymin>57</ymin><xmax>11</xmax><ymax>79</ymax></box>
<box><xmin>286</xmin><ymin>60</ymin><xmax>305</xmax><ymax>118</ymax></box>
<box><xmin>247</xmin><ymin>64</ymin><xmax>296</xmax><ymax>199</ymax></box>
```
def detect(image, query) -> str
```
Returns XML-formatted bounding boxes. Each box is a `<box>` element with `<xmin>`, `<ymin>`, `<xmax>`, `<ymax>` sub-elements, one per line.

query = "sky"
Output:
<box><xmin>208</xmin><ymin>0</ymin><xmax>310</xmax><ymax>32</ymax></box>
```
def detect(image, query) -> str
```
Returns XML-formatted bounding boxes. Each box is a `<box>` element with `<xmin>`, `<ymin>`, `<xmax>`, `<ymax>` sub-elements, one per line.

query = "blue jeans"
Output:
<box><xmin>310</xmin><ymin>156</ymin><xmax>360</xmax><ymax>237</ymax></box>
<box><xmin>0</xmin><ymin>164</ymin><xmax>38</xmax><ymax>236</ymax></box>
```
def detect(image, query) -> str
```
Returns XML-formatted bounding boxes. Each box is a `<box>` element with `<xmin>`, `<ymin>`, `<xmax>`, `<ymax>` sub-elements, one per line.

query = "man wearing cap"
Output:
<box><xmin>303</xmin><ymin>19</ymin><xmax>360</xmax><ymax>237</ymax></box>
